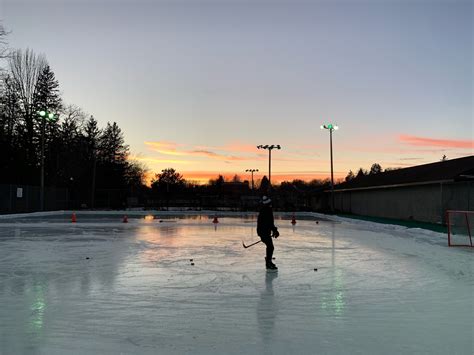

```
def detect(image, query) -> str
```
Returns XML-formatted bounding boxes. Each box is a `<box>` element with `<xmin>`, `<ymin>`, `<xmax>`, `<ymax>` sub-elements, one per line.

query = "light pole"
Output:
<box><xmin>245</xmin><ymin>169</ymin><xmax>259</xmax><ymax>190</ymax></box>
<box><xmin>38</xmin><ymin>110</ymin><xmax>58</xmax><ymax>211</ymax></box>
<box><xmin>320</xmin><ymin>123</ymin><xmax>338</xmax><ymax>212</ymax></box>
<box><xmin>257</xmin><ymin>144</ymin><xmax>281</xmax><ymax>186</ymax></box>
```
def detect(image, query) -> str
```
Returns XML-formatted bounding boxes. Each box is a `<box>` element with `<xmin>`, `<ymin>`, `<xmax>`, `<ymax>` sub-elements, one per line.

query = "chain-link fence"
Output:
<box><xmin>0</xmin><ymin>184</ymin><xmax>69</xmax><ymax>213</ymax></box>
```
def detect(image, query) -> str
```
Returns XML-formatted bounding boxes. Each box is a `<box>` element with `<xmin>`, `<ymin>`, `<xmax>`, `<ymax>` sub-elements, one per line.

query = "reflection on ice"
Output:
<box><xmin>29</xmin><ymin>284</ymin><xmax>46</xmax><ymax>333</ymax></box>
<box><xmin>0</xmin><ymin>212</ymin><xmax>472</xmax><ymax>354</ymax></box>
<box><xmin>258</xmin><ymin>272</ymin><xmax>278</xmax><ymax>348</ymax></box>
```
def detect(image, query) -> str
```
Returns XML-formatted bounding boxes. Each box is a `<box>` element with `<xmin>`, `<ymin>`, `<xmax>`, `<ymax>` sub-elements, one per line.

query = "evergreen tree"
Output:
<box><xmin>98</xmin><ymin>122</ymin><xmax>129</xmax><ymax>163</ymax></box>
<box><xmin>34</xmin><ymin>65</ymin><xmax>62</xmax><ymax>187</ymax></box>
<box><xmin>356</xmin><ymin>168</ymin><xmax>367</xmax><ymax>178</ymax></box>
<box><xmin>96</xmin><ymin>122</ymin><xmax>129</xmax><ymax>190</ymax></box>
<box><xmin>83</xmin><ymin>115</ymin><xmax>101</xmax><ymax>157</ymax></box>
<box><xmin>33</xmin><ymin>65</ymin><xmax>61</xmax><ymax>113</ymax></box>
<box><xmin>0</xmin><ymin>75</ymin><xmax>23</xmax><ymax>183</ymax></box>
<box><xmin>82</xmin><ymin>115</ymin><xmax>101</xmax><ymax>205</ymax></box>
<box><xmin>345</xmin><ymin>170</ymin><xmax>355</xmax><ymax>182</ymax></box>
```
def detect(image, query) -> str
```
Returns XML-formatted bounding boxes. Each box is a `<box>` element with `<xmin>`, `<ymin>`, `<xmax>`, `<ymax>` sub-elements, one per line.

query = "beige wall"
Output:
<box><xmin>333</xmin><ymin>181</ymin><xmax>473</xmax><ymax>224</ymax></box>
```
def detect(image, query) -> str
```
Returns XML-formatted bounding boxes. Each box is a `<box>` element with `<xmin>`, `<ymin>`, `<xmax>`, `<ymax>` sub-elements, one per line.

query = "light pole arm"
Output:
<box><xmin>268</xmin><ymin>149</ymin><xmax>272</xmax><ymax>185</ymax></box>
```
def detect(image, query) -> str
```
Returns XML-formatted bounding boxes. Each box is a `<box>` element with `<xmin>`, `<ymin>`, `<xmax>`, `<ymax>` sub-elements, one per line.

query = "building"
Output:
<box><xmin>331</xmin><ymin>156</ymin><xmax>474</xmax><ymax>224</ymax></box>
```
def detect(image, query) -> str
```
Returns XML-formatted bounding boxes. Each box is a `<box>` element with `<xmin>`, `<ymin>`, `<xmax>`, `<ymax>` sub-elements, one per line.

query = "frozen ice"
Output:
<box><xmin>0</xmin><ymin>211</ymin><xmax>472</xmax><ymax>354</ymax></box>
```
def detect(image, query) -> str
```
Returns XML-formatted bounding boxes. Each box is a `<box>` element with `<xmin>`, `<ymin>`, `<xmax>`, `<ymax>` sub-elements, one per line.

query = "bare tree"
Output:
<box><xmin>8</xmin><ymin>48</ymin><xmax>47</xmax><ymax>160</ymax></box>
<box><xmin>369</xmin><ymin>163</ymin><xmax>383</xmax><ymax>175</ymax></box>
<box><xmin>0</xmin><ymin>22</ymin><xmax>9</xmax><ymax>62</ymax></box>
<box><xmin>61</xmin><ymin>104</ymin><xmax>87</xmax><ymax>131</ymax></box>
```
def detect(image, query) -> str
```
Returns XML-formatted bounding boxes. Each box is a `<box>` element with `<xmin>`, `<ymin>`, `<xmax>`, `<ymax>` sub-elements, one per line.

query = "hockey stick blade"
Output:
<box><xmin>242</xmin><ymin>240</ymin><xmax>262</xmax><ymax>248</ymax></box>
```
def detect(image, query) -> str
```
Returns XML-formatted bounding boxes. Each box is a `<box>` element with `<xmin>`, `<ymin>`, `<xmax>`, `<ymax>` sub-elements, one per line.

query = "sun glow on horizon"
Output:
<box><xmin>135</xmin><ymin>134</ymin><xmax>473</xmax><ymax>187</ymax></box>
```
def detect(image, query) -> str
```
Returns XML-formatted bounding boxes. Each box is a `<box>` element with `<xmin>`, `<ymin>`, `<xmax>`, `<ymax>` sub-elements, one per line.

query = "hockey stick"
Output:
<box><xmin>242</xmin><ymin>240</ymin><xmax>262</xmax><ymax>248</ymax></box>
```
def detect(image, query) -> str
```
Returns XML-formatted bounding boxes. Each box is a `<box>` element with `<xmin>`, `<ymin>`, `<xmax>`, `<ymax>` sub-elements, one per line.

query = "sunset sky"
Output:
<box><xmin>2</xmin><ymin>0</ymin><xmax>472</xmax><ymax>184</ymax></box>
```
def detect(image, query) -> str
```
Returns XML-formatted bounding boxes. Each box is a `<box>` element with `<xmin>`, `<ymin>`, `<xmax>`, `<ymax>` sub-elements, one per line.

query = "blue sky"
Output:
<box><xmin>1</xmin><ymin>0</ymin><xmax>472</xmax><ymax>183</ymax></box>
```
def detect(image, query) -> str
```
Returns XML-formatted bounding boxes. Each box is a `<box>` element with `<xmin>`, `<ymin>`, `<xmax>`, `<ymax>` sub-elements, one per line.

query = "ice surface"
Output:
<box><xmin>0</xmin><ymin>211</ymin><xmax>472</xmax><ymax>354</ymax></box>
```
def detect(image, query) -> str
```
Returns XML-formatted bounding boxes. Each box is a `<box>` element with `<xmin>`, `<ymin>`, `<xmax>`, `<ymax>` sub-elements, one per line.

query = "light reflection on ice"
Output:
<box><xmin>0</xmin><ymin>212</ymin><xmax>472</xmax><ymax>354</ymax></box>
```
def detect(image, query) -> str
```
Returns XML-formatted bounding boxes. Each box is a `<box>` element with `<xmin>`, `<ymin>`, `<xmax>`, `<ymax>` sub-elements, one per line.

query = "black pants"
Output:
<box><xmin>260</xmin><ymin>235</ymin><xmax>274</xmax><ymax>262</ymax></box>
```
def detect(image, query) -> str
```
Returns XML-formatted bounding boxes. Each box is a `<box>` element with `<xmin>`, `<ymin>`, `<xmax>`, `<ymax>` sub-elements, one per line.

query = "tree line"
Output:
<box><xmin>344</xmin><ymin>163</ymin><xmax>401</xmax><ymax>182</ymax></box>
<box><xmin>0</xmin><ymin>26</ymin><xmax>146</xmax><ymax>207</ymax></box>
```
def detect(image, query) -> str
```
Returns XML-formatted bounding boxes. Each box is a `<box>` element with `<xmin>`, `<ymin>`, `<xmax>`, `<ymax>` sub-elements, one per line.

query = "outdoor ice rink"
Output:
<box><xmin>0</xmin><ymin>211</ymin><xmax>472</xmax><ymax>355</ymax></box>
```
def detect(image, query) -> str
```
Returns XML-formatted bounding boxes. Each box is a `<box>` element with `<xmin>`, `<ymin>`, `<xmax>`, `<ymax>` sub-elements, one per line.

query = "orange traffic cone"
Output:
<box><xmin>291</xmin><ymin>215</ymin><xmax>296</xmax><ymax>225</ymax></box>
<box><xmin>212</xmin><ymin>216</ymin><xmax>219</xmax><ymax>224</ymax></box>
<box><xmin>71</xmin><ymin>212</ymin><xmax>77</xmax><ymax>223</ymax></box>
<box><xmin>123</xmin><ymin>215</ymin><xmax>128</xmax><ymax>223</ymax></box>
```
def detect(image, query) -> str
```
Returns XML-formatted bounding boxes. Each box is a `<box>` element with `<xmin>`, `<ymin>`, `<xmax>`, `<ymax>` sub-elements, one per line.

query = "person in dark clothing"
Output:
<box><xmin>257</xmin><ymin>196</ymin><xmax>279</xmax><ymax>270</ymax></box>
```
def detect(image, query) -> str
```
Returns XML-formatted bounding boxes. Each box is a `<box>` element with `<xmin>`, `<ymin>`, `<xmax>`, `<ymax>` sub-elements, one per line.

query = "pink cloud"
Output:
<box><xmin>399</xmin><ymin>135</ymin><xmax>473</xmax><ymax>149</ymax></box>
<box><xmin>194</xmin><ymin>142</ymin><xmax>258</xmax><ymax>154</ymax></box>
<box><xmin>188</xmin><ymin>150</ymin><xmax>246</xmax><ymax>161</ymax></box>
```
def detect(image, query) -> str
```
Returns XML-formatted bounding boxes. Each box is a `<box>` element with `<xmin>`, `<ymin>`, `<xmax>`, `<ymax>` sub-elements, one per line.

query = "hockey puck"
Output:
<box><xmin>190</xmin><ymin>259</ymin><xmax>193</xmax><ymax>262</ymax></box>
<box><xmin>314</xmin><ymin>268</ymin><xmax>318</xmax><ymax>271</ymax></box>
<box><xmin>191</xmin><ymin>263</ymin><xmax>195</xmax><ymax>266</ymax></box>
<box><xmin>86</xmin><ymin>257</ymin><xmax>90</xmax><ymax>260</ymax></box>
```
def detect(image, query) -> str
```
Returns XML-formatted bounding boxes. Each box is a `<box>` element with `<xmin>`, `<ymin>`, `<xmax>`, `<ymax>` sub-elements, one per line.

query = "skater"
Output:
<box><xmin>257</xmin><ymin>196</ymin><xmax>279</xmax><ymax>270</ymax></box>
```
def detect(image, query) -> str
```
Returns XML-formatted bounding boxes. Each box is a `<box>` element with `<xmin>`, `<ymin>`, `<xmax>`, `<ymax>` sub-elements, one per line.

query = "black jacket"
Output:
<box><xmin>257</xmin><ymin>205</ymin><xmax>278</xmax><ymax>237</ymax></box>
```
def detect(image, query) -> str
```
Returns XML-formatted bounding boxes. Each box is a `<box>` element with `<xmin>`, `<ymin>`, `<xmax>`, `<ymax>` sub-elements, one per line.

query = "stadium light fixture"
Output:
<box><xmin>256</xmin><ymin>144</ymin><xmax>281</xmax><ymax>186</ymax></box>
<box><xmin>321</xmin><ymin>123</ymin><xmax>338</xmax><ymax>212</ymax></box>
<box><xmin>245</xmin><ymin>169</ymin><xmax>259</xmax><ymax>190</ymax></box>
<box><xmin>37</xmin><ymin>110</ymin><xmax>58</xmax><ymax>211</ymax></box>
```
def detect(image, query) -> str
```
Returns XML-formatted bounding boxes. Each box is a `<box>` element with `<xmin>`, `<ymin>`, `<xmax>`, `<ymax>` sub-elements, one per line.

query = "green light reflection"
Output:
<box><xmin>28</xmin><ymin>285</ymin><xmax>46</xmax><ymax>333</ymax></box>
<box><xmin>321</xmin><ymin>269</ymin><xmax>346</xmax><ymax>316</ymax></box>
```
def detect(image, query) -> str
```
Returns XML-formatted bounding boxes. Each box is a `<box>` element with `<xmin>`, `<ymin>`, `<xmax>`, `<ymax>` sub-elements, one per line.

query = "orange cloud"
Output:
<box><xmin>144</xmin><ymin>141</ymin><xmax>186</xmax><ymax>156</ymax></box>
<box><xmin>145</xmin><ymin>140</ymin><xmax>257</xmax><ymax>162</ymax></box>
<box><xmin>132</xmin><ymin>156</ymin><xmax>192</xmax><ymax>165</ymax></box>
<box><xmin>399</xmin><ymin>135</ymin><xmax>474</xmax><ymax>149</ymax></box>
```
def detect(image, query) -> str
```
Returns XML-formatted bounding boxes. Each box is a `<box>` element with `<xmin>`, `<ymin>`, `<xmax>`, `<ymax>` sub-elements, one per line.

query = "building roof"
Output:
<box><xmin>335</xmin><ymin>155</ymin><xmax>474</xmax><ymax>191</ymax></box>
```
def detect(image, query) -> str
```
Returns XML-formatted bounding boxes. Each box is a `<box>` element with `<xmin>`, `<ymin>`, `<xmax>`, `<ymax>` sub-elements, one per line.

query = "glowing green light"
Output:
<box><xmin>39</xmin><ymin>111</ymin><xmax>46</xmax><ymax>117</ymax></box>
<box><xmin>28</xmin><ymin>285</ymin><xmax>46</xmax><ymax>334</ymax></box>
<box><xmin>321</xmin><ymin>269</ymin><xmax>346</xmax><ymax>316</ymax></box>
